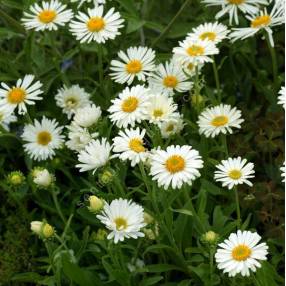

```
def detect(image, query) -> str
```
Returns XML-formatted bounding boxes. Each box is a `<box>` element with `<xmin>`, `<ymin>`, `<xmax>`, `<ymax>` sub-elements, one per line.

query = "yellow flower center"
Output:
<box><xmin>121</xmin><ymin>97</ymin><xmax>138</xmax><ymax>113</ymax></box>
<box><xmin>87</xmin><ymin>17</ymin><xmax>105</xmax><ymax>32</ymax></box>
<box><xmin>129</xmin><ymin>138</ymin><xmax>145</xmax><ymax>153</ymax></box>
<box><xmin>163</xmin><ymin>75</ymin><xmax>178</xmax><ymax>88</ymax></box>
<box><xmin>166</xmin><ymin>124</ymin><xmax>174</xmax><ymax>132</ymax></box>
<box><xmin>227</xmin><ymin>0</ymin><xmax>245</xmax><ymax>4</ymax></box>
<box><xmin>187</xmin><ymin>63</ymin><xmax>195</xmax><ymax>71</ymax></box>
<box><xmin>114</xmin><ymin>217</ymin><xmax>128</xmax><ymax>230</ymax></box>
<box><xmin>37</xmin><ymin>131</ymin><xmax>52</xmax><ymax>146</ymax></box>
<box><xmin>211</xmin><ymin>115</ymin><xmax>228</xmax><ymax>127</ymax></box>
<box><xmin>7</xmin><ymin>88</ymin><xmax>26</xmax><ymax>104</ymax></box>
<box><xmin>251</xmin><ymin>15</ymin><xmax>271</xmax><ymax>28</ymax></box>
<box><xmin>166</xmin><ymin>155</ymin><xmax>185</xmax><ymax>173</ymax></box>
<box><xmin>200</xmin><ymin>32</ymin><xmax>216</xmax><ymax>41</ymax></box>
<box><xmin>126</xmin><ymin>60</ymin><xmax>142</xmax><ymax>74</ymax></box>
<box><xmin>153</xmin><ymin>109</ymin><xmax>164</xmax><ymax>118</ymax></box>
<box><xmin>187</xmin><ymin>45</ymin><xmax>205</xmax><ymax>56</ymax></box>
<box><xmin>228</xmin><ymin>169</ymin><xmax>242</xmax><ymax>180</ymax></box>
<box><xmin>38</xmin><ymin>10</ymin><xmax>57</xmax><ymax>24</ymax></box>
<box><xmin>65</xmin><ymin>97</ymin><xmax>78</xmax><ymax>108</ymax></box>
<box><xmin>232</xmin><ymin>244</ymin><xmax>252</xmax><ymax>261</ymax></box>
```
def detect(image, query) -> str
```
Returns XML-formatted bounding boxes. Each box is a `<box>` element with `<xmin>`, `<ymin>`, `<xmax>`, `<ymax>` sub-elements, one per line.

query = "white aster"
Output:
<box><xmin>96</xmin><ymin>198</ymin><xmax>146</xmax><ymax>243</ymax></box>
<box><xmin>277</xmin><ymin>86</ymin><xmax>285</xmax><ymax>108</ymax></box>
<box><xmin>55</xmin><ymin>85</ymin><xmax>91</xmax><ymax>119</ymax></box>
<box><xmin>73</xmin><ymin>104</ymin><xmax>102</xmax><ymax>128</ymax></box>
<box><xmin>146</xmin><ymin>93</ymin><xmax>179</xmax><ymax>124</ymax></box>
<box><xmin>215</xmin><ymin>230</ymin><xmax>268</xmax><ymax>277</ymax></box>
<box><xmin>230</xmin><ymin>2</ymin><xmax>285</xmax><ymax>47</ymax></box>
<box><xmin>108</xmin><ymin>85</ymin><xmax>150</xmax><ymax>128</ymax></box>
<box><xmin>76</xmin><ymin>138</ymin><xmax>112</xmax><ymax>173</ymax></box>
<box><xmin>70</xmin><ymin>6</ymin><xmax>124</xmax><ymax>44</ymax></box>
<box><xmin>197</xmin><ymin>104</ymin><xmax>244</xmax><ymax>138</ymax></box>
<box><xmin>71</xmin><ymin>0</ymin><xmax>106</xmax><ymax>7</ymax></box>
<box><xmin>280</xmin><ymin>161</ymin><xmax>285</xmax><ymax>182</ymax></box>
<box><xmin>110</xmin><ymin>46</ymin><xmax>156</xmax><ymax>85</ymax></box>
<box><xmin>201</xmin><ymin>0</ymin><xmax>268</xmax><ymax>25</ymax></box>
<box><xmin>0</xmin><ymin>106</ymin><xmax>17</xmax><ymax>131</ymax></box>
<box><xmin>112</xmin><ymin>127</ymin><xmax>149</xmax><ymax>167</ymax></box>
<box><xmin>22</xmin><ymin>0</ymin><xmax>73</xmax><ymax>31</ymax></box>
<box><xmin>173</xmin><ymin>38</ymin><xmax>219</xmax><ymax>66</ymax></box>
<box><xmin>159</xmin><ymin>115</ymin><xmax>185</xmax><ymax>138</ymax></box>
<box><xmin>149</xmin><ymin>145</ymin><xmax>204</xmax><ymax>190</ymax></box>
<box><xmin>0</xmin><ymin>75</ymin><xmax>43</xmax><ymax>115</ymax></box>
<box><xmin>172</xmin><ymin>54</ymin><xmax>204</xmax><ymax>77</ymax></box>
<box><xmin>148</xmin><ymin>60</ymin><xmax>193</xmax><ymax>96</ymax></box>
<box><xmin>214</xmin><ymin>157</ymin><xmax>255</xmax><ymax>189</ymax></box>
<box><xmin>66</xmin><ymin>123</ymin><xmax>98</xmax><ymax>152</ymax></box>
<box><xmin>21</xmin><ymin>117</ymin><xmax>64</xmax><ymax>161</ymax></box>
<box><xmin>188</xmin><ymin>22</ymin><xmax>229</xmax><ymax>44</ymax></box>
<box><xmin>33</xmin><ymin>169</ymin><xmax>54</xmax><ymax>188</ymax></box>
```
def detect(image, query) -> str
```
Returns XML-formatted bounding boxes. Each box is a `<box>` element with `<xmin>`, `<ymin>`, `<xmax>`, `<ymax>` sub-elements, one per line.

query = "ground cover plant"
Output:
<box><xmin>0</xmin><ymin>0</ymin><xmax>285</xmax><ymax>285</ymax></box>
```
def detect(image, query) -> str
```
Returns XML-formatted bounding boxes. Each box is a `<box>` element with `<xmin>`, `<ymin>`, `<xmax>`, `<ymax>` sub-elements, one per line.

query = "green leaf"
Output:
<box><xmin>170</xmin><ymin>207</ymin><xmax>193</xmax><ymax>216</ymax></box>
<box><xmin>146</xmin><ymin>264</ymin><xmax>182</xmax><ymax>273</ymax></box>
<box><xmin>139</xmin><ymin>276</ymin><xmax>163</xmax><ymax>286</ymax></box>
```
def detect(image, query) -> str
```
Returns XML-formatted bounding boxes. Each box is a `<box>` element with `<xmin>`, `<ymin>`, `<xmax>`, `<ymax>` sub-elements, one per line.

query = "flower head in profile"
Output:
<box><xmin>55</xmin><ymin>85</ymin><xmax>91</xmax><ymax>119</ymax></box>
<box><xmin>0</xmin><ymin>75</ymin><xmax>43</xmax><ymax>115</ymax></box>
<box><xmin>173</xmin><ymin>38</ymin><xmax>219</xmax><ymax>66</ymax></box>
<box><xmin>110</xmin><ymin>46</ymin><xmax>156</xmax><ymax>85</ymax></box>
<box><xmin>230</xmin><ymin>2</ymin><xmax>285</xmax><ymax>47</ymax></box>
<box><xmin>32</xmin><ymin>167</ymin><xmax>55</xmax><ymax>189</ymax></box>
<box><xmin>197</xmin><ymin>104</ymin><xmax>244</xmax><ymax>138</ymax></box>
<box><xmin>188</xmin><ymin>22</ymin><xmax>229</xmax><ymax>44</ymax></box>
<box><xmin>73</xmin><ymin>104</ymin><xmax>102</xmax><ymax>128</ymax></box>
<box><xmin>22</xmin><ymin>0</ymin><xmax>73</xmax><ymax>31</ymax></box>
<box><xmin>112</xmin><ymin>127</ymin><xmax>149</xmax><ymax>167</ymax></box>
<box><xmin>201</xmin><ymin>0</ymin><xmax>268</xmax><ymax>25</ymax></box>
<box><xmin>159</xmin><ymin>114</ymin><xmax>185</xmax><ymax>139</ymax></box>
<box><xmin>148</xmin><ymin>60</ymin><xmax>193</xmax><ymax>96</ymax></box>
<box><xmin>70</xmin><ymin>6</ymin><xmax>124</xmax><ymax>44</ymax></box>
<box><xmin>31</xmin><ymin>220</ymin><xmax>55</xmax><ymax>239</ymax></box>
<box><xmin>214</xmin><ymin>157</ymin><xmax>255</xmax><ymax>189</ymax></box>
<box><xmin>96</xmin><ymin>198</ymin><xmax>146</xmax><ymax>243</ymax></box>
<box><xmin>215</xmin><ymin>230</ymin><xmax>268</xmax><ymax>277</ymax></box>
<box><xmin>21</xmin><ymin>117</ymin><xmax>64</xmax><ymax>161</ymax></box>
<box><xmin>76</xmin><ymin>138</ymin><xmax>112</xmax><ymax>173</ymax></box>
<box><xmin>108</xmin><ymin>85</ymin><xmax>150</xmax><ymax>128</ymax></box>
<box><xmin>149</xmin><ymin>145</ymin><xmax>203</xmax><ymax>190</ymax></box>
<box><xmin>0</xmin><ymin>106</ymin><xmax>17</xmax><ymax>130</ymax></box>
<box><xmin>278</xmin><ymin>86</ymin><xmax>285</xmax><ymax>108</ymax></box>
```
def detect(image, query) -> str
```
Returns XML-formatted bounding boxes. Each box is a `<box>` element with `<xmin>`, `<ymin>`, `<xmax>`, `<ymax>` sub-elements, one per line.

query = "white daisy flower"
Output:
<box><xmin>66</xmin><ymin>124</ymin><xmax>98</xmax><ymax>152</ymax></box>
<box><xmin>214</xmin><ymin>157</ymin><xmax>255</xmax><ymax>189</ymax></box>
<box><xmin>159</xmin><ymin>115</ymin><xmax>185</xmax><ymax>139</ymax></box>
<box><xmin>230</xmin><ymin>2</ymin><xmax>285</xmax><ymax>47</ymax></box>
<box><xmin>149</xmin><ymin>145</ymin><xmax>204</xmax><ymax>190</ymax></box>
<box><xmin>0</xmin><ymin>75</ymin><xmax>43</xmax><ymax>115</ymax></box>
<box><xmin>201</xmin><ymin>0</ymin><xmax>268</xmax><ymax>25</ymax></box>
<box><xmin>215</xmin><ymin>230</ymin><xmax>268</xmax><ymax>277</ymax></box>
<box><xmin>197</xmin><ymin>104</ymin><xmax>244</xmax><ymax>138</ymax></box>
<box><xmin>76</xmin><ymin>138</ymin><xmax>112</xmax><ymax>173</ymax></box>
<box><xmin>73</xmin><ymin>104</ymin><xmax>102</xmax><ymax>128</ymax></box>
<box><xmin>55</xmin><ymin>85</ymin><xmax>91</xmax><ymax>119</ymax></box>
<box><xmin>146</xmin><ymin>93</ymin><xmax>179</xmax><ymax>124</ymax></box>
<box><xmin>69</xmin><ymin>6</ymin><xmax>124</xmax><ymax>44</ymax></box>
<box><xmin>110</xmin><ymin>46</ymin><xmax>156</xmax><ymax>85</ymax></box>
<box><xmin>96</xmin><ymin>198</ymin><xmax>146</xmax><ymax>243</ymax></box>
<box><xmin>278</xmin><ymin>86</ymin><xmax>285</xmax><ymax>108</ymax></box>
<box><xmin>108</xmin><ymin>85</ymin><xmax>150</xmax><ymax>128</ymax></box>
<box><xmin>280</xmin><ymin>161</ymin><xmax>285</xmax><ymax>182</ymax></box>
<box><xmin>188</xmin><ymin>22</ymin><xmax>229</xmax><ymax>44</ymax></box>
<box><xmin>148</xmin><ymin>60</ymin><xmax>193</xmax><ymax>96</ymax></box>
<box><xmin>0</xmin><ymin>106</ymin><xmax>17</xmax><ymax>131</ymax></box>
<box><xmin>112</xmin><ymin>127</ymin><xmax>149</xmax><ymax>167</ymax></box>
<box><xmin>21</xmin><ymin>117</ymin><xmax>64</xmax><ymax>161</ymax></box>
<box><xmin>21</xmin><ymin>0</ymin><xmax>73</xmax><ymax>31</ymax></box>
<box><xmin>71</xmin><ymin>0</ymin><xmax>106</xmax><ymax>7</ymax></box>
<box><xmin>172</xmin><ymin>55</ymin><xmax>204</xmax><ymax>77</ymax></box>
<box><xmin>173</xmin><ymin>38</ymin><xmax>219</xmax><ymax>66</ymax></box>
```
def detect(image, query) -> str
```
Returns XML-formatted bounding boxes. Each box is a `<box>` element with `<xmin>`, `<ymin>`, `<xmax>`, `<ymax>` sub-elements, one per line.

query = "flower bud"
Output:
<box><xmin>88</xmin><ymin>195</ymin><xmax>104</xmax><ymax>213</ymax></box>
<box><xmin>143</xmin><ymin>212</ymin><xmax>154</xmax><ymax>225</ymax></box>
<box><xmin>201</xmin><ymin>230</ymin><xmax>219</xmax><ymax>245</ymax></box>
<box><xmin>32</xmin><ymin>168</ymin><xmax>54</xmax><ymax>189</ymax></box>
<box><xmin>94</xmin><ymin>228</ymin><xmax>107</xmax><ymax>240</ymax></box>
<box><xmin>191</xmin><ymin>94</ymin><xmax>204</xmax><ymax>105</ymax></box>
<box><xmin>30</xmin><ymin>221</ymin><xmax>55</xmax><ymax>239</ymax></box>
<box><xmin>98</xmin><ymin>168</ymin><xmax>115</xmax><ymax>186</ymax></box>
<box><xmin>7</xmin><ymin>171</ymin><xmax>25</xmax><ymax>186</ymax></box>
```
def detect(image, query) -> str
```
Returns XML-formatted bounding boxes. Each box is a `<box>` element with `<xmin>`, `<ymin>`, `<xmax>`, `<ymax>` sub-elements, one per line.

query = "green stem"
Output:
<box><xmin>221</xmin><ymin>135</ymin><xmax>228</xmax><ymax>157</ymax></box>
<box><xmin>51</xmin><ymin>190</ymin><xmax>66</xmax><ymax>224</ymax></box>
<box><xmin>151</xmin><ymin>0</ymin><xmax>191</xmax><ymax>47</ymax></box>
<box><xmin>209</xmin><ymin>248</ymin><xmax>214</xmax><ymax>286</ymax></box>
<box><xmin>266</xmin><ymin>33</ymin><xmax>278</xmax><ymax>89</ymax></box>
<box><xmin>212</xmin><ymin>56</ymin><xmax>221</xmax><ymax>102</ymax></box>
<box><xmin>234</xmin><ymin>187</ymin><xmax>241</xmax><ymax>229</ymax></box>
<box><xmin>97</xmin><ymin>45</ymin><xmax>104</xmax><ymax>93</ymax></box>
<box><xmin>0</xmin><ymin>9</ymin><xmax>25</xmax><ymax>33</ymax></box>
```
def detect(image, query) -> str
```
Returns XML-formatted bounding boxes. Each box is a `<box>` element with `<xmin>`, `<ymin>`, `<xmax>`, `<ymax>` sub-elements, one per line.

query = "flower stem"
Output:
<box><xmin>97</xmin><ymin>45</ymin><xmax>104</xmax><ymax>93</ymax></box>
<box><xmin>212</xmin><ymin>56</ymin><xmax>221</xmax><ymax>102</ymax></box>
<box><xmin>151</xmin><ymin>0</ymin><xmax>191</xmax><ymax>47</ymax></box>
<box><xmin>266</xmin><ymin>34</ymin><xmax>278</xmax><ymax>89</ymax></box>
<box><xmin>234</xmin><ymin>186</ymin><xmax>241</xmax><ymax>228</ymax></box>
<box><xmin>51</xmin><ymin>189</ymin><xmax>66</xmax><ymax>224</ymax></box>
<box><xmin>209</xmin><ymin>248</ymin><xmax>214</xmax><ymax>286</ymax></box>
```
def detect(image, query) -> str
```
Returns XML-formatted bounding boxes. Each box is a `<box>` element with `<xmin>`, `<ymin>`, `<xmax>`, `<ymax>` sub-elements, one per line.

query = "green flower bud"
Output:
<box><xmin>7</xmin><ymin>171</ymin><xmax>25</xmax><ymax>186</ymax></box>
<box><xmin>88</xmin><ymin>195</ymin><xmax>104</xmax><ymax>213</ymax></box>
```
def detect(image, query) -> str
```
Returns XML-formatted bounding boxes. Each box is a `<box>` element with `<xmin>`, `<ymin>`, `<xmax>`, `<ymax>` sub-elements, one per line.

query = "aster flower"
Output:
<box><xmin>96</xmin><ymin>198</ymin><xmax>146</xmax><ymax>243</ymax></box>
<box><xmin>159</xmin><ymin>114</ymin><xmax>185</xmax><ymax>138</ymax></box>
<box><xmin>280</xmin><ymin>161</ymin><xmax>285</xmax><ymax>182</ymax></box>
<box><xmin>0</xmin><ymin>106</ymin><xmax>17</xmax><ymax>131</ymax></box>
<box><xmin>214</xmin><ymin>157</ymin><xmax>255</xmax><ymax>189</ymax></box>
<box><xmin>73</xmin><ymin>104</ymin><xmax>102</xmax><ymax>128</ymax></box>
<box><xmin>22</xmin><ymin>0</ymin><xmax>73</xmax><ymax>31</ymax></box>
<box><xmin>110</xmin><ymin>46</ymin><xmax>156</xmax><ymax>85</ymax></box>
<box><xmin>215</xmin><ymin>230</ymin><xmax>268</xmax><ymax>277</ymax></box>
<box><xmin>277</xmin><ymin>86</ymin><xmax>285</xmax><ymax>108</ymax></box>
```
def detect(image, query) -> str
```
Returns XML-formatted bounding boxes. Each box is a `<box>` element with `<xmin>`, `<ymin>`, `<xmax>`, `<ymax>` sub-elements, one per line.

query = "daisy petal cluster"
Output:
<box><xmin>277</xmin><ymin>86</ymin><xmax>285</xmax><ymax>108</ymax></box>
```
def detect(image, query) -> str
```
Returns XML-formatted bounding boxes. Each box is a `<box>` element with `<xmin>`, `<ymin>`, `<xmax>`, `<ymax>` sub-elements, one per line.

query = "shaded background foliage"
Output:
<box><xmin>0</xmin><ymin>0</ymin><xmax>284</xmax><ymax>285</ymax></box>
